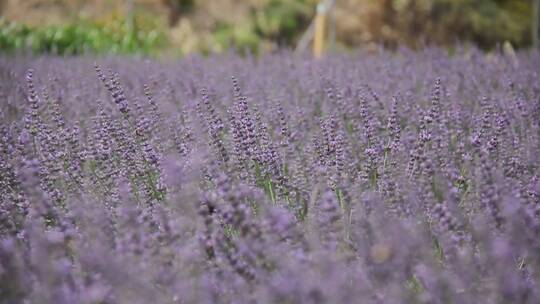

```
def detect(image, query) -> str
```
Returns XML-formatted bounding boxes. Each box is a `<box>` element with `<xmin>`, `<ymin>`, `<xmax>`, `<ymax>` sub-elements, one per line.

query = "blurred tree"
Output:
<box><xmin>0</xmin><ymin>0</ymin><xmax>536</xmax><ymax>53</ymax></box>
<box><xmin>253</xmin><ymin>0</ymin><xmax>312</xmax><ymax>46</ymax></box>
<box><xmin>360</xmin><ymin>0</ymin><xmax>533</xmax><ymax>49</ymax></box>
<box><xmin>534</xmin><ymin>0</ymin><xmax>539</xmax><ymax>48</ymax></box>
<box><xmin>162</xmin><ymin>0</ymin><xmax>193</xmax><ymax>26</ymax></box>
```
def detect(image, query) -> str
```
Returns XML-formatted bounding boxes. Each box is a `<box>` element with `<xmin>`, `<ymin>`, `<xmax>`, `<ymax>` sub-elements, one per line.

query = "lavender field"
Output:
<box><xmin>1</xmin><ymin>49</ymin><xmax>539</xmax><ymax>303</ymax></box>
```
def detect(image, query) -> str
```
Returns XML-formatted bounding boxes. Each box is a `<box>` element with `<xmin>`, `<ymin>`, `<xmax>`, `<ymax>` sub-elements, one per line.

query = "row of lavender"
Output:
<box><xmin>0</xmin><ymin>49</ymin><xmax>539</xmax><ymax>303</ymax></box>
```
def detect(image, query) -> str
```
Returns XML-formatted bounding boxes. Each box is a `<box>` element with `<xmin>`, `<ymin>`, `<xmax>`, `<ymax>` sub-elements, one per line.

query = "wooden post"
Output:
<box><xmin>328</xmin><ymin>2</ymin><xmax>336</xmax><ymax>52</ymax></box>
<box><xmin>126</xmin><ymin>0</ymin><xmax>135</xmax><ymax>30</ymax></box>
<box><xmin>296</xmin><ymin>0</ymin><xmax>335</xmax><ymax>57</ymax></box>
<box><xmin>313</xmin><ymin>2</ymin><xmax>327</xmax><ymax>58</ymax></box>
<box><xmin>534</xmin><ymin>0</ymin><xmax>539</xmax><ymax>48</ymax></box>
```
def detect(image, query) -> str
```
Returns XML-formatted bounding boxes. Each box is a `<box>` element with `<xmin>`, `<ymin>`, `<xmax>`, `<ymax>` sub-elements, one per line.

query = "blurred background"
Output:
<box><xmin>0</xmin><ymin>0</ymin><xmax>537</xmax><ymax>56</ymax></box>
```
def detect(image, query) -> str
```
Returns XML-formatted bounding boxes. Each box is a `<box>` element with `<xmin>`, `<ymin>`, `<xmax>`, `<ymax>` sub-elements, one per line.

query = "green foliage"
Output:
<box><xmin>0</xmin><ymin>0</ymin><xmax>534</xmax><ymax>55</ymax></box>
<box><xmin>432</xmin><ymin>0</ymin><xmax>532</xmax><ymax>47</ymax></box>
<box><xmin>212</xmin><ymin>22</ymin><xmax>260</xmax><ymax>54</ymax></box>
<box><xmin>210</xmin><ymin>0</ymin><xmax>311</xmax><ymax>54</ymax></box>
<box><xmin>253</xmin><ymin>0</ymin><xmax>311</xmax><ymax>45</ymax></box>
<box><xmin>177</xmin><ymin>0</ymin><xmax>195</xmax><ymax>12</ymax></box>
<box><xmin>388</xmin><ymin>0</ymin><xmax>533</xmax><ymax>48</ymax></box>
<box><xmin>0</xmin><ymin>17</ymin><xmax>166</xmax><ymax>55</ymax></box>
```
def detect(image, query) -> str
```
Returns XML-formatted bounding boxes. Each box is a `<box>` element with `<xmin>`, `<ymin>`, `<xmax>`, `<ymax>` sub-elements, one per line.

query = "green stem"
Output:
<box><xmin>382</xmin><ymin>138</ymin><xmax>391</xmax><ymax>173</ymax></box>
<box><xmin>267</xmin><ymin>180</ymin><xmax>276</xmax><ymax>205</ymax></box>
<box><xmin>336</xmin><ymin>188</ymin><xmax>344</xmax><ymax>210</ymax></box>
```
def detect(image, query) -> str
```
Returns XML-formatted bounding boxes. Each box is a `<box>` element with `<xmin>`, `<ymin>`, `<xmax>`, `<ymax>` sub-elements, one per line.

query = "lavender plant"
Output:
<box><xmin>0</xmin><ymin>49</ymin><xmax>539</xmax><ymax>303</ymax></box>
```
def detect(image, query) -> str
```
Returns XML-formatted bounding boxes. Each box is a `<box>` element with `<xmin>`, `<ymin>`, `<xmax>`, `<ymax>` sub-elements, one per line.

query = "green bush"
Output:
<box><xmin>378</xmin><ymin>0</ymin><xmax>532</xmax><ymax>49</ymax></box>
<box><xmin>253</xmin><ymin>0</ymin><xmax>311</xmax><ymax>45</ymax></box>
<box><xmin>430</xmin><ymin>0</ymin><xmax>532</xmax><ymax>48</ymax></box>
<box><xmin>210</xmin><ymin>0</ymin><xmax>311</xmax><ymax>54</ymax></box>
<box><xmin>0</xmin><ymin>18</ymin><xmax>166</xmax><ymax>55</ymax></box>
<box><xmin>212</xmin><ymin>22</ymin><xmax>260</xmax><ymax>54</ymax></box>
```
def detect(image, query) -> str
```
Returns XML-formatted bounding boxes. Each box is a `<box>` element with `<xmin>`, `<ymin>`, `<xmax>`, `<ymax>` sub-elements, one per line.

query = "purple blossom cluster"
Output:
<box><xmin>1</xmin><ymin>49</ymin><xmax>540</xmax><ymax>303</ymax></box>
